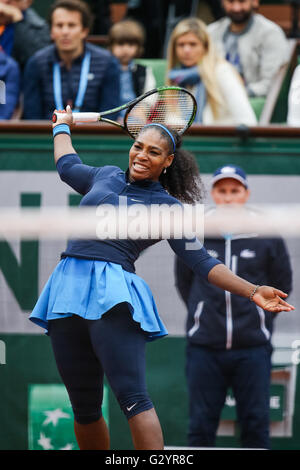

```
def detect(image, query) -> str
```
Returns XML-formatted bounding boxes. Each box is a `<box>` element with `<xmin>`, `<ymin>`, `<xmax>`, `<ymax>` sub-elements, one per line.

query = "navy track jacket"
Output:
<box><xmin>175</xmin><ymin>209</ymin><xmax>293</xmax><ymax>349</ymax></box>
<box><xmin>57</xmin><ymin>154</ymin><xmax>220</xmax><ymax>278</ymax></box>
<box><xmin>23</xmin><ymin>43</ymin><xmax>120</xmax><ymax>120</ymax></box>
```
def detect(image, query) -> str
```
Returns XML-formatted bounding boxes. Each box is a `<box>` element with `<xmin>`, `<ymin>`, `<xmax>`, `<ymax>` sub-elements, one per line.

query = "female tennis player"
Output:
<box><xmin>30</xmin><ymin>106</ymin><xmax>294</xmax><ymax>450</ymax></box>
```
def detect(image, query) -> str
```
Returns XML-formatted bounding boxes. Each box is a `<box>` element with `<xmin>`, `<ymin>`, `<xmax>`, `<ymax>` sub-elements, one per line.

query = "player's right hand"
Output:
<box><xmin>52</xmin><ymin>105</ymin><xmax>74</xmax><ymax>127</ymax></box>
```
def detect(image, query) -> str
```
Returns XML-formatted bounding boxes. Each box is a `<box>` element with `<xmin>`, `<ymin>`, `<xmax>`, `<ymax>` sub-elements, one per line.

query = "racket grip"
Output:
<box><xmin>72</xmin><ymin>112</ymin><xmax>100</xmax><ymax>123</ymax></box>
<box><xmin>52</xmin><ymin>111</ymin><xmax>100</xmax><ymax>124</ymax></box>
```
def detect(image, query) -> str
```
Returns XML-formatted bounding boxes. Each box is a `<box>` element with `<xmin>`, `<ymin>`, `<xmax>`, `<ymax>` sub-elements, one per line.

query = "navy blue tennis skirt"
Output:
<box><xmin>30</xmin><ymin>257</ymin><xmax>168</xmax><ymax>341</ymax></box>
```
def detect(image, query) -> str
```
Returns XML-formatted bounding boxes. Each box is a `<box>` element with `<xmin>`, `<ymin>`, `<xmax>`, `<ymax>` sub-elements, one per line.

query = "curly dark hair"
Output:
<box><xmin>139</xmin><ymin>125</ymin><xmax>205</xmax><ymax>204</ymax></box>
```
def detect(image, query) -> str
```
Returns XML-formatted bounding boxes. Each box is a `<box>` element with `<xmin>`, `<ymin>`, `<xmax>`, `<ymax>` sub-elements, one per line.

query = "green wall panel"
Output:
<box><xmin>1</xmin><ymin>133</ymin><xmax>300</xmax><ymax>174</ymax></box>
<box><xmin>0</xmin><ymin>335</ymin><xmax>299</xmax><ymax>450</ymax></box>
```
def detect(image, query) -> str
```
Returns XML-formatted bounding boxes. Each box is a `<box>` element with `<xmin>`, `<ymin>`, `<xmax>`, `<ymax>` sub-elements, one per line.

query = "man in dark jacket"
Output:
<box><xmin>0</xmin><ymin>48</ymin><xmax>20</xmax><ymax>119</ymax></box>
<box><xmin>175</xmin><ymin>164</ymin><xmax>293</xmax><ymax>449</ymax></box>
<box><xmin>23</xmin><ymin>0</ymin><xmax>120</xmax><ymax>120</ymax></box>
<box><xmin>0</xmin><ymin>1</ymin><xmax>50</xmax><ymax>71</ymax></box>
<box><xmin>12</xmin><ymin>0</ymin><xmax>50</xmax><ymax>71</ymax></box>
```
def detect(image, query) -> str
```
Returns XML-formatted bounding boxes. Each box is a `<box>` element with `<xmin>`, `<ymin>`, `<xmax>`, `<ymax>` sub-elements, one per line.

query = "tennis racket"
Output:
<box><xmin>52</xmin><ymin>86</ymin><xmax>197</xmax><ymax>138</ymax></box>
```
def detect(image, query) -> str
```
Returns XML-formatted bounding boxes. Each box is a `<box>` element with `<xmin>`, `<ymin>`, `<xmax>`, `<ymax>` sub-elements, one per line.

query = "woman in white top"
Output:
<box><xmin>287</xmin><ymin>64</ymin><xmax>300</xmax><ymax>127</ymax></box>
<box><xmin>166</xmin><ymin>17</ymin><xmax>257</xmax><ymax>126</ymax></box>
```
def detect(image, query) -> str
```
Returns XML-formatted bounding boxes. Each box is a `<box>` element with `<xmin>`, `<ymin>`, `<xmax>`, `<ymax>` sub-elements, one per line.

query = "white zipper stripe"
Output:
<box><xmin>226</xmin><ymin>255</ymin><xmax>238</xmax><ymax>349</ymax></box>
<box><xmin>255</xmin><ymin>306</ymin><xmax>271</xmax><ymax>340</ymax></box>
<box><xmin>231</xmin><ymin>254</ymin><xmax>238</xmax><ymax>275</ymax></box>
<box><xmin>188</xmin><ymin>301</ymin><xmax>204</xmax><ymax>337</ymax></box>
<box><xmin>225</xmin><ymin>290</ymin><xmax>232</xmax><ymax>350</ymax></box>
<box><xmin>225</xmin><ymin>237</ymin><xmax>232</xmax><ymax>349</ymax></box>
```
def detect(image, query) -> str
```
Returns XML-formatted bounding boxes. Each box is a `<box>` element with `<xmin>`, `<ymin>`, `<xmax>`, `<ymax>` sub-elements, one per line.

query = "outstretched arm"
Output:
<box><xmin>208</xmin><ymin>264</ymin><xmax>294</xmax><ymax>313</ymax></box>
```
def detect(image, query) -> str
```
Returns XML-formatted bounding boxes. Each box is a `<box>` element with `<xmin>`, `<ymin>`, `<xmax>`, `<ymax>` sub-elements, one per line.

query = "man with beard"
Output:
<box><xmin>208</xmin><ymin>0</ymin><xmax>289</xmax><ymax>97</ymax></box>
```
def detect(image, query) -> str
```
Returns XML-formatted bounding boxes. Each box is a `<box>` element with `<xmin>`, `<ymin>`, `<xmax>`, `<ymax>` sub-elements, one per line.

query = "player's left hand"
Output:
<box><xmin>252</xmin><ymin>286</ymin><xmax>294</xmax><ymax>312</ymax></box>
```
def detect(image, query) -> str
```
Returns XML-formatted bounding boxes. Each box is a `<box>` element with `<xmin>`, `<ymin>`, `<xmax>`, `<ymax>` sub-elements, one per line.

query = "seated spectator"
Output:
<box><xmin>166</xmin><ymin>17</ymin><xmax>257</xmax><ymax>126</ymax></box>
<box><xmin>0</xmin><ymin>2</ymin><xmax>22</xmax><ymax>56</ymax></box>
<box><xmin>287</xmin><ymin>64</ymin><xmax>300</xmax><ymax>126</ymax></box>
<box><xmin>23</xmin><ymin>0</ymin><xmax>120</xmax><ymax>120</ymax></box>
<box><xmin>0</xmin><ymin>48</ymin><xmax>20</xmax><ymax>119</ymax></box>
<box><xmin>208</xmin><ymin>0</ymin><xmax>289</xmax><ymax>97</ymax></box>
<box><xmin>108</xmin><ymin>19</ymin><xmax>156</xmax><ymax>118</ymax></box>
<box><xmin>0</xmin><ymin>1</ymin><xmax>50</xmax><ymax>71</ymax></box>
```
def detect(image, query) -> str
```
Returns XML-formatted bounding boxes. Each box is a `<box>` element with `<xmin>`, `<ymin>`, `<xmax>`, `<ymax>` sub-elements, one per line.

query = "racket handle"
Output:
<box><xmin>52</xmin><ymin>111</ymin><xmax>100</xmax><ymax>124</ymax></box>
<box><xmin>72</xmin><ymin>112</ymin><xmax>101</xmax><ymax>123</ymax></box>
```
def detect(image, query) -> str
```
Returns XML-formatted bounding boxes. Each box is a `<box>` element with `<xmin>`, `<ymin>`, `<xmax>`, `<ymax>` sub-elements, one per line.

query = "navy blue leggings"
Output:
<box><xmin>48</xmin><ymin>303</ymin><xmax>154</xmax><ymax>424</ymax></box>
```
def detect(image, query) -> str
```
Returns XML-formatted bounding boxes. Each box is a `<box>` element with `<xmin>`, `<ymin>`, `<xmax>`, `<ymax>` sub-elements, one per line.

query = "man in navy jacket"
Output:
<box><xmin>0</xmin><ymin>49</ymin><xmax>20</xmax><ymax>119</ymax></box>
<box><xmin>0</xmin><ymin>0</ymin><xmax>50</xmax><ymax>71</ymax></box>
<box><xmin>175</xmin><ymin>165</ymin><xmax>293</xmax><ymax>449</ymax></box>
<box><xmin>23</xmin><ymin>0</ymin><xmax>120</xmax><ymax>120</ymax></box>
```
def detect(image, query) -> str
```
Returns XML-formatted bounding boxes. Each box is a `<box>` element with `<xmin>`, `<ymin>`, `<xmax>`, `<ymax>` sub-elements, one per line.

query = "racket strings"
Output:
<box><xmin>126</xmin><ymin>89</ymin><xmax>196</xmax><ymax>138</ymax></box>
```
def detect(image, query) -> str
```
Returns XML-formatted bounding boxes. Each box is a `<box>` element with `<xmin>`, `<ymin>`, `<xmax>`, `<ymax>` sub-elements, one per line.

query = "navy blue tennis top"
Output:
<box><xmin>56</xmin><ymin>153</ymin><xmax>221</xmax><ymax>278</ymax></box>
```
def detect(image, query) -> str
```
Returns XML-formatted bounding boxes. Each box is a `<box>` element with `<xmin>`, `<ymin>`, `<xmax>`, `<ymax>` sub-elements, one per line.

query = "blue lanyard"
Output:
<box><xmin>53</xmin><ymin>50</ymin><xmax>91</xmax><ymax>112</ymax></box>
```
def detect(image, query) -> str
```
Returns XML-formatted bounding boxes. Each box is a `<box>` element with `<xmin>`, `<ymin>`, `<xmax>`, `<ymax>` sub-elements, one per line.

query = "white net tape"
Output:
<box><xmin>1</xmin><ymin>204</ymin><xmax>300</xmax><ymax>239</ymax></box>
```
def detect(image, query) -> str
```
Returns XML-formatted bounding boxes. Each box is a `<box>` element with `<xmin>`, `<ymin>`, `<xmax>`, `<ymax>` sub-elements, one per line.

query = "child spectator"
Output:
<box><xmin>108</xmin><ymin>19</ymin><xmax>156</xmax><ymax>117</ymax></box>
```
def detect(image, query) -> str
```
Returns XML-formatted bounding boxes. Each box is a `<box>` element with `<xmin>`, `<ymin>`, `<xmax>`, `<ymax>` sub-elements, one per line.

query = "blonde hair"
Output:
<box><xmin>166</xmin><ymin>17</ymin><xmax>225</xmax><ymax>119</ymax></box>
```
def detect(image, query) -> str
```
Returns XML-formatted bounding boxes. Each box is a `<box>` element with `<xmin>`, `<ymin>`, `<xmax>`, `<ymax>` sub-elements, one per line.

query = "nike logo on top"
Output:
<box><xmin>126</xmin><ymin>403</ymin><xmax>137</xmax><ymax>412</ymax></box>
